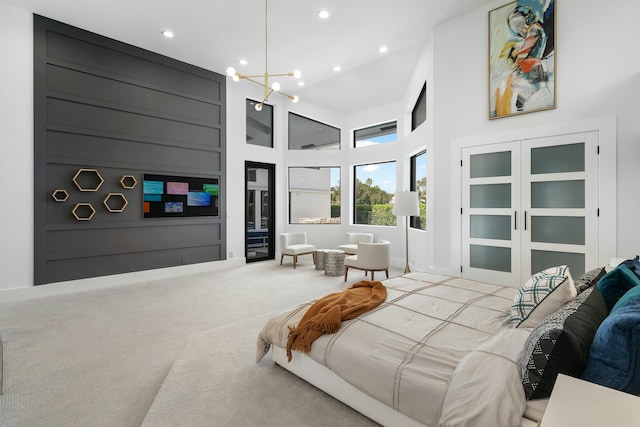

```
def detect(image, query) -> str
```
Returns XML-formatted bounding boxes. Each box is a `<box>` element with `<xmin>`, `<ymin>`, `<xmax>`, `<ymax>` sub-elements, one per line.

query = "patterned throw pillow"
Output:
<box><xmin>574</xmin><ymin>267</ymin><xmax>606</xmax><ymax>294</ymax></box>
<box><xmin>511</xmin><ymin>265</ymin><xmax>577</xmax><ymax>329</ymax></box>
<box><xmin>520</xmin><ymin>286</ymin><xmax>608</xmax><ymax>400</ymax></box>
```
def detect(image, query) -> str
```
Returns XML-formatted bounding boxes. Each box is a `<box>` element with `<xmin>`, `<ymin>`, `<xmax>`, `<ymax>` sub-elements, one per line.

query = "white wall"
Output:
<box><xmin>3</xmin><ymin>0</ymin><xmax>637</xmax><ymax>289</ymax></box>
<box><xmin>0</xmin><ymin>4</ymin><xmax>33</xmax><ymax>290</ymax></box>
<box><xmin>421</xmin><ymin>0</ymin><xmax>640</xmax><ymax>274</ymax></box>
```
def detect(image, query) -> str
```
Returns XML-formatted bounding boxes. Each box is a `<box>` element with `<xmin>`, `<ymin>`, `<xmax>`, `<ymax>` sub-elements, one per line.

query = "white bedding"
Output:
<box><xmin>257</xmin><ymin>272</ymin><xmax>534</xmax><ymax>427</ymax></box>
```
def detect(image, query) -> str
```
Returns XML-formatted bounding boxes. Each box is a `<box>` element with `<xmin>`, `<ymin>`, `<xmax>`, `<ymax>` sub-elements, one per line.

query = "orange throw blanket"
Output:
<box><xmin>286</xmin><ymin>280</ymin><xmax>387</xmax><ymax>362</ymax></box>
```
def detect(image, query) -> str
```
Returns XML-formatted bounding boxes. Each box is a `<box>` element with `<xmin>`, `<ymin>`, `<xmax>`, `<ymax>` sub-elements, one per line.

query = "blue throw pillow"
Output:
<box><xmin>621</xmin><ymin>255</ymin><xmax>640</xmax><ymax>280</ymax></box>
<box><xmin>581</xmin><ymin>297</ymin><xmax>640</xmax><ymax>394</ymax></box>
<box><xmin>611</xmin><ymin>285</ymin><xmax>640</xmax><ymax>314</ymax></box>
<box><xmin>596</xmin><ymin>264</ymin><xmax>640</xmax><ymax>312</ymax></box>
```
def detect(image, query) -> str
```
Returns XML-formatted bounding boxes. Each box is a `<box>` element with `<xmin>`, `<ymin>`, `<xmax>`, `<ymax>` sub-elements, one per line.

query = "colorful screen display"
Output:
<box><xmin>143</xmin><ymin>174</ymin><xmax>219</xmax><ymax>218</ymax></box>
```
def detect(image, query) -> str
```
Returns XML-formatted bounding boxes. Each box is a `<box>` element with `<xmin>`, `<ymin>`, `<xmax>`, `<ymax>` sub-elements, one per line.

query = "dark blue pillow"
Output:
<box><xmin>596</xmin><ymin>264</ymin><xmax>640</xmax><ymax>312</ymax></box>
<box><xmin>611</xmin><ymin>285</ymin><xmax>640</xmax><ymax>314</ymax></box>
<box><xmin>581</xmin><ymin>297</ymin><xmax>640</xmax><ymax>394</ymax></box>
<box><xmin>621</xmin><ymin>255</ymin><xmax>640</xmax><ymax>280</ymax></box>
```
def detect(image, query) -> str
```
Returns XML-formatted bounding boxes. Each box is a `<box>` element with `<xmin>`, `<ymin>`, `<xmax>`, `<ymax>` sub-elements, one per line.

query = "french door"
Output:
<box><xmin>461</xmin><ymin>132</ymin><xmax>599</xmax><ymax>286</ymax></box>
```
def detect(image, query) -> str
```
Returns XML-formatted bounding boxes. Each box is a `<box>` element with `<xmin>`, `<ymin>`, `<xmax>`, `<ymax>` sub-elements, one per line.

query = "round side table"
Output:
<box><xmin>324</xmin><ymin>250</ymin><xmax>346</xmax><ymax>276</ymax></box>
<box><xmin>315</xmin><ymin>250</ymin><xmax>327</xmax><ymax>270</ymax></box>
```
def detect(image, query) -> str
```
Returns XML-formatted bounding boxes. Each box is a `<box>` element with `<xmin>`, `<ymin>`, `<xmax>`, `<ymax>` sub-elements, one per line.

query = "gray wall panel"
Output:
<box><xmin>46</xmin><ymin>132</ymin><xmax>221</xmax><ymax>173</ymax></box>
<box><xmin>47</xmin><ymin>64</ymin><xmax>221</xmax><ymax>124</ymax></box>
<box><xmin>47</xmin><ymin>98</ymin><xmax>221</xmax><ymax>149</ymax></box>
<box><xmin>46</xmin><ymin>223</ymin><xmax>221</xmax><ymax>256</ymax></box>
<box><xmin>35</xmin><ymin>15</ymin><xmax>226</xmax><ymax>285</ymax></box>
<box><xmin>46</xmin><ymin>245</ymin><xmax>222</xmax><ymax>283</ymax></box>
<box><xmin>45</xmin><ymin>31</ymin><xmax>221</xmax><ymax>101</ymax></box>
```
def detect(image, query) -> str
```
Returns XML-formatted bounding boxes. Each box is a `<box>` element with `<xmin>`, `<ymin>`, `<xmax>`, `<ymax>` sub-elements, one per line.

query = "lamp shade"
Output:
<box><xmin>393</xmin><ymin>191</ymin><xmax>419</xmax><ymax>216</ymax></box>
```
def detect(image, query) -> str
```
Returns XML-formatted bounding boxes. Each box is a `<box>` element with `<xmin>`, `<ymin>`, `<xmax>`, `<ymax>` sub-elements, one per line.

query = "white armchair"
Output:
<box><xmin>280</xmin><ymin>232</ymin><xmax>316</xmax><ymax>269</ymax></box>
<box><xmin>337</xmin><ymin>232</ymin><xmax>374</xmax><ymax>255</ymax></box>
<box><xmin>344</xmin><ymin>240</ymin><xmax>390</xmax><ymax>281</ymax></box>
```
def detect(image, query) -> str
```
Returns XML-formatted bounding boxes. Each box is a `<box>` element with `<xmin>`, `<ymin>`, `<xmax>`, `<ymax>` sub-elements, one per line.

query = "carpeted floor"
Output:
<box><xmin>0</xmin><ymin>259</ymin><xmax>395</xmax><ymax>426</ymax></box>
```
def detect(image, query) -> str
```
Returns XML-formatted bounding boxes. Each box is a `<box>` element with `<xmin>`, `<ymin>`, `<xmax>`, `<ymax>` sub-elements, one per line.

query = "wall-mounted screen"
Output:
<box><xmin>143</xmin><ymin>174</ymin><xmax>219</xmax><ymax>218</ymax></box>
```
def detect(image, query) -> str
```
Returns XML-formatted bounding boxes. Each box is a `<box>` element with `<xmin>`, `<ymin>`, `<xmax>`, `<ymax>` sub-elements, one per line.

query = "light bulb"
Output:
<box><xmin>291</xmin><ymin>95</ymin><xmax>299</xmax><ymax>103</ymax></box>
<box><xmin>226</xmin><ymin>67</ymin><xmax>236</xmax><ymax>77</ymax></box>
<box><xmin>232</xmin><ymin>74</ymin><xmax>240</xmax><ymax>82</ymax></box>
<box><xmin>255</xmin><ymin>103</ymin><xmax>263</xmax><ymax>111</ymax></box>
<box><xmin>293</xmin><ymin>70</ymin><xmax>302</xmax><ymax>78</ymax></box>
<box><xmin>272</xmin><ymin>82</ymin><xmax>281</xmax><ymax>91</ymax></box>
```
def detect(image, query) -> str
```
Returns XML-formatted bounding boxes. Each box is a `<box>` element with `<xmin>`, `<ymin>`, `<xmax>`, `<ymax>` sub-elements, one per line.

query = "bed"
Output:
<box><xmin>257</xmin><ymin>263</ymin><xmax>635</xmax><ymax>427</ymax></box>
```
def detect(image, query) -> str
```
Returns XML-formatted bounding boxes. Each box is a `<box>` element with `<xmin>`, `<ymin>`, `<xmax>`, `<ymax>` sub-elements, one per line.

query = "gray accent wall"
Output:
<box><xmin>34</xmin><ymin>15</ymin><xmax>226</xmax><ymax>284</ymax></box>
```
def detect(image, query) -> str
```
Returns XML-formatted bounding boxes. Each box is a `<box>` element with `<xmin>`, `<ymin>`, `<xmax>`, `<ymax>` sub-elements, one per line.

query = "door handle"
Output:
<box><xmin>524</xmin><ymin>211</ymin><xmax>527</xmax><ymax>231</ymax></box>
<box><xmin>514</xmin><ymin>211</ymin><xmax>517</xmax><ymax>230</ymax></box>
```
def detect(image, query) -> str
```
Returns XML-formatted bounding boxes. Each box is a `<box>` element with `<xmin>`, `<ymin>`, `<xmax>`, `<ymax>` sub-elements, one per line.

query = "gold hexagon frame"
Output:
<box><xmin>72</xmin><ymin>168</ymin><xmax>104</xmax><ymax>192</ymax></box>
<box><xmin>51</xmin><ymin>189</ymin><xmax>69</xmax><ymax>202</ymax></box>
<box><xmin>120</xmin><ymin>175</ymin><xmax>137</xmax><ymax>189</ymax></box>
<box><xmin>103</xmin><ymin>193</ymin><xmax>128</xmax><ymax>212</ymax></box>
<box><xmin>72</xmin><ymin>203</ymin><xmax>96</xmax><ymax>221</ymax></box>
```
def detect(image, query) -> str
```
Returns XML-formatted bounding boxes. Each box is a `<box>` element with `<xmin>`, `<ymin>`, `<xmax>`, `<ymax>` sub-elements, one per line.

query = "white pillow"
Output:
<box><xmin>510</xmin><ymin>265</ymin><xmax>577</xmax><ymax>329</ymax></box>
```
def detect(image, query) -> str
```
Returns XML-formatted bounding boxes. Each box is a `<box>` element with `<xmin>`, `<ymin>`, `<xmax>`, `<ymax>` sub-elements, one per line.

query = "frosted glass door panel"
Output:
<box><xmin>531</xmin><ymin>216</ymin><xmax>585</xmax><ymax>245</ymax></box>
<box><xmin>470</xmin><ymin>245</ymin><xmax>511</xmax><ymax>272</ymax></box>
<box><xmin>531</xmin><ymin>180</ymin><xmax>585</xmax><ymax>208</ymax></box>
<box><xmin>531</xmin><ymin>250</ymin><xmax>585</xmax><ymax>277</ymax></box>
<box><xmin>470</xmin><ymin>184</ymin><xmax>511</xmax><ymax>208</ymax></box>
<box><xmin>471</xmin><ymin>215</ymin><xmax>511</xmax><ymax>240</ymax></box>
<box><xmin>531</xmin><ymin>143</ymin><xmax>585</xmax><ymax>174</ymax></box>
<box><xmin>470</xmin><ymin>151</ymin><xmax>511</xmax><ymax>178</ymax></box>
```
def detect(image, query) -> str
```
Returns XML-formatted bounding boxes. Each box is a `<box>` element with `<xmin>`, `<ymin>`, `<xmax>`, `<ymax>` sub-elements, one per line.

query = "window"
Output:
<box><xmin>410</xmin><ymin>151</ymin><xmax>427</xmax><ymax>230</ymax></box>
<box><xmin>246</xmin><ymin>99</ymin><xmax>273</xmax><ymax>147</ymax></box>
<box><xmin>288</xmin><ymin>112</ymin><xmax>340</xmax><ymax>150</ymax></box>
<box><xmin>247</xmin><ymin>189</ymin><xmax>255</xmax><ymax>230</ymax></box>
<box><xmin>411</xmin><ymin>83</ymin><xmax>427</xmax><ymax>131</ymax></box>
<box><xmin>354</xmin><ymin>161</ymin><xmax>396</xmax><ymax>225</ymax></box>
<box><xmin>289</xmin><ymin>167</ymin><xmax>340</xmax><ymax>224</ymax></box>
<box><xmin>354</xmin><ymin>121</ymin><xmax>397</xmax><ymax>147</ymax></box>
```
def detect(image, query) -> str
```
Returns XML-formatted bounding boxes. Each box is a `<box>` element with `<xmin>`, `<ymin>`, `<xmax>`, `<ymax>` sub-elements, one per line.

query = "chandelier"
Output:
<box><xmin>226</xmin><ymin>0</ymin><xmax>301</xmax><ymax>111</ymax></box>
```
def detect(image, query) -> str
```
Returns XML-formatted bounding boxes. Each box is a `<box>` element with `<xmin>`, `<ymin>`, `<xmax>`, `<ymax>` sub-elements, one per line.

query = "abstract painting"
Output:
<box><xmin>489</xmin><ymin>0</ymin><xmax>555</xmax><ymax>119</ymax></box>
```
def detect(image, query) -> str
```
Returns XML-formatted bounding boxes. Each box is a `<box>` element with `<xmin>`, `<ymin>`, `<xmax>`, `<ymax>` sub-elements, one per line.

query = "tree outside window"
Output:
<box><xmin>354</xmin><ymin>161</ymin><xmax>396</xmax><ymax>225</ymax></box>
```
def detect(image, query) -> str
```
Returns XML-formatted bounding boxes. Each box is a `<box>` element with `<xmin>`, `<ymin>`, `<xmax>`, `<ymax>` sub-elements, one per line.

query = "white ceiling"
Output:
<box><xmin>3</xmin><ymin>0</ymin><xmax>495</xmax><ymax>114</ymax></box>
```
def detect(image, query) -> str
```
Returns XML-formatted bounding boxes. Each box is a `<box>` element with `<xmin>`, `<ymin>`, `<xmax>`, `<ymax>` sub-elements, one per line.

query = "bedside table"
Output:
<box><xmin>539</xmin><ymin>374</ymin><xmax>640</xmax><ymax>426</ymax></box>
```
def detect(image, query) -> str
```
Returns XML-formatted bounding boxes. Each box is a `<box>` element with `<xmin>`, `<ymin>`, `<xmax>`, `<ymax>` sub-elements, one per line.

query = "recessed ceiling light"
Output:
<box><xmin>238</xmin><ymin>59</ymin><xmax>248</xmax><ymax>65</ymax></box>
<box><xmin>333</xmin><ymin>66</ymin><xmax>341</xmax><ymax>72</ymax></box>
<box><xmin>298</xmin><ymin>81</ymin><xmax>305</xmax><ymax>86</ymax></box>
<box><xmin>379</xmin><ymin>46</ymin><xmax>388</xmax><ymax>53</ymax></box>
<box><xmin>317</xmin><ymin>10</ymin><xmax>330</xmax><ymax>19</ymax></box>
<box><xmin>161</xmin><ymin>30</ymin><xmax>174</xmax><ymax>38</ymax></box>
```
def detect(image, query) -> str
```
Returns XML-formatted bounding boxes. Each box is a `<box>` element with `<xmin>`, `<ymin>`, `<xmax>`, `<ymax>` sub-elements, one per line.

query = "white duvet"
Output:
<box><xmin>257</xmin><ymin>272</ymin><xmax>531</xmax><ymax>427</ymax></box>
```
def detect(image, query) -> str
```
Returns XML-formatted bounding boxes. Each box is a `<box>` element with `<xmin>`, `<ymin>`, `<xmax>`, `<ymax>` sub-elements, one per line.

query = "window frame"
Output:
<box><xmin>410</xmin><ymin>150</ymin><xmax>427</xmax><ymax>230</ymax></box>
<box><xmin>288</xmin><ymin>166</ymin><xmax>341</xmax><ymax>224</ymax></box>
<box><xmin>245</xmin><ymin>98</ymin><xmax>274</xmax><ymax>148</ymax></box>
<box><xmin>411</xmin><ymin>82</ymin><xmax>427</xmax><ymax>131</ymax></box>
<box><xmin>288</xmin><ymin>112</ymin><xmax>341</xmax><ymax>150</ymax></box>
<box><xmin>353</xmin><ymin>120</ymin><xmax>398</xmax><ymax>148</ymax></box>
<box><xmin>353</xmin><ymin>160</ymin><xmax>397</xmax><ymax>226</ymax></box>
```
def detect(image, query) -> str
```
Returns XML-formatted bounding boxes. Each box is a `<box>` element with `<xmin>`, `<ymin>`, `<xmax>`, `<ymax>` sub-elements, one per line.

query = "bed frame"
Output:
<box><xmin>272</xmin><ymin>346</ymin><xmax>538</xmax><ymax>427</ymax></box>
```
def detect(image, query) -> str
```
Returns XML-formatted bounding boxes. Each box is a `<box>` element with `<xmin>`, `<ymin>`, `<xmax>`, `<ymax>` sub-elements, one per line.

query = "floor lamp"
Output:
<box><xmin>393</xmin><ymin>191</ymin><xmax>419</xmax><ymax>274</ymax></box>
